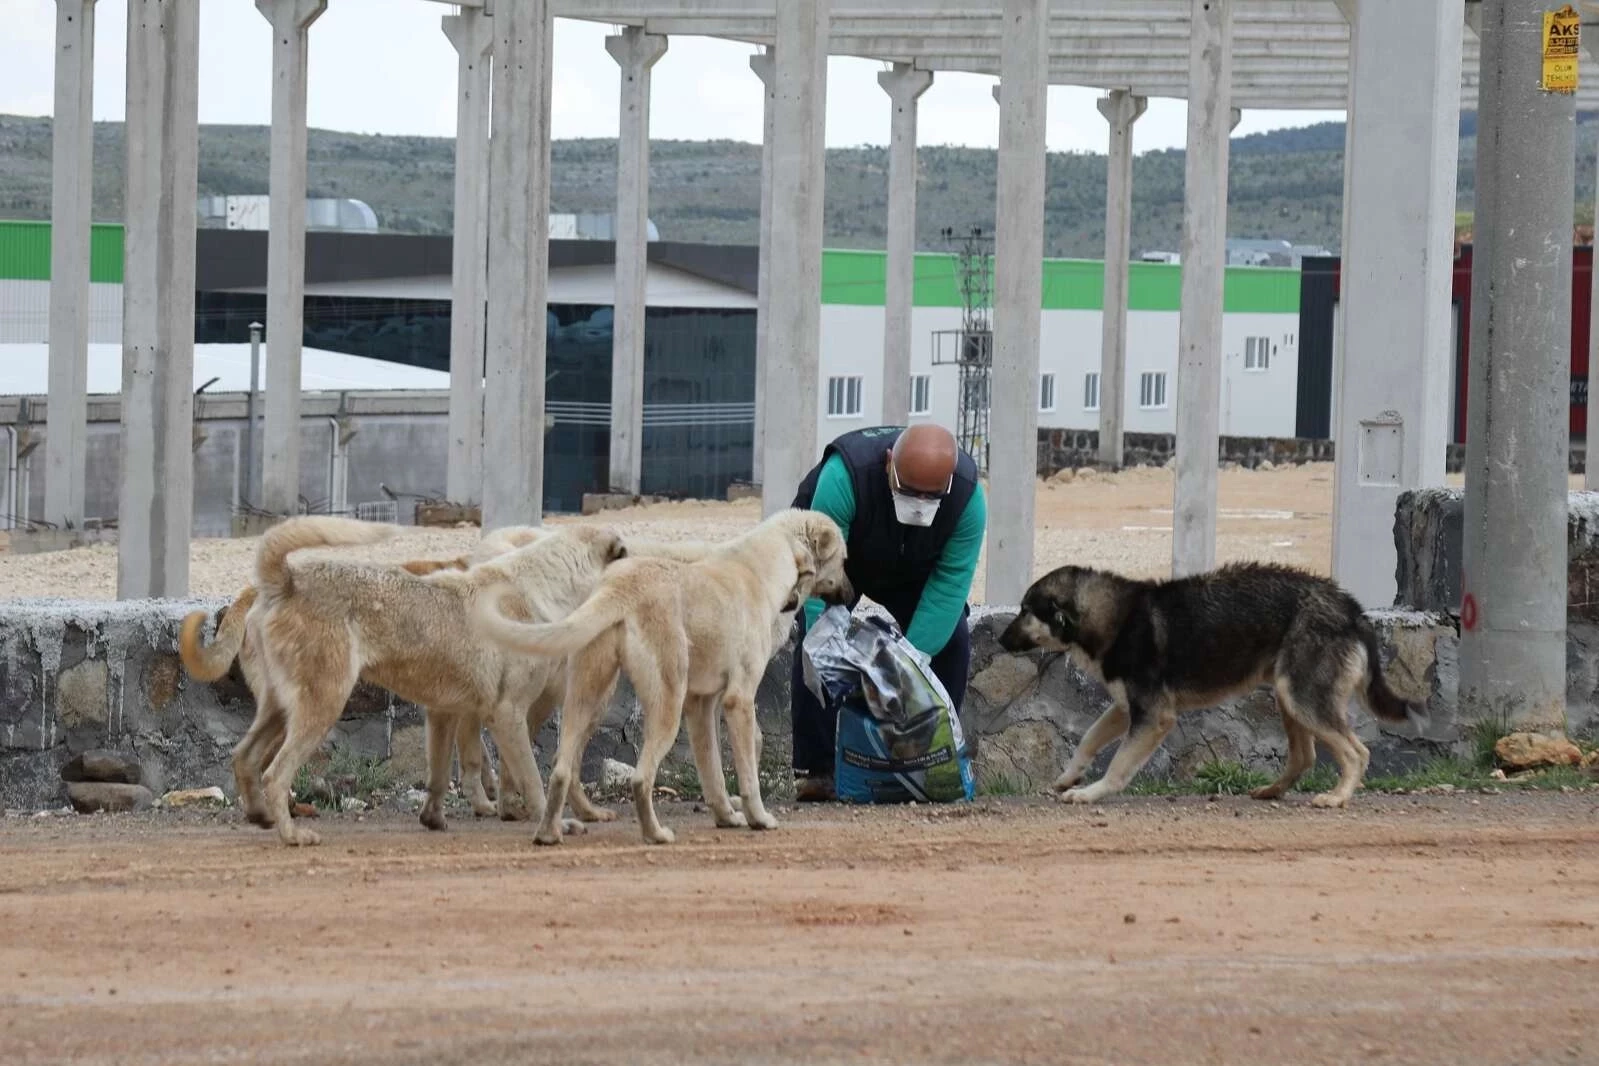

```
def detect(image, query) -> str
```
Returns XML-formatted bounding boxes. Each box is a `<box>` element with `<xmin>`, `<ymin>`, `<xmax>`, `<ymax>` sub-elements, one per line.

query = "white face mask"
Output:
<box><xmin>888</xmin><ymin>462</ymin><xmax>951</xmax><ymax>527</ymax></box>
<box><xmin>893</xmin><ymin>493</ymin><xmax>942</xmax><ymax>527</ymax></box>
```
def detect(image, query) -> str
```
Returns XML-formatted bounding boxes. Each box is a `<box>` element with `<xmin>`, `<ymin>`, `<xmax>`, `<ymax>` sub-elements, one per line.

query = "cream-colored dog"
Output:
<box><xmin>179</xmin><ymin>525</ymin><xmax>548</xmax><ymax>827</ymax></box>
<box><xmin>473</xmin><ymin>508</ymin><xmax>851</xmax><ymax>846</ymax></box>
<box><xmin>244</xmin><ymin>516</ymin><xmax>628</xmax><ymax>846</ymax></box>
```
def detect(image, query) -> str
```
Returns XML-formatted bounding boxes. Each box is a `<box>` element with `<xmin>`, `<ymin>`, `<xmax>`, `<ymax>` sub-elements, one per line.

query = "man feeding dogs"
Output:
<box><xmin>788</xmin><ymin>424</ymin><xmax>988</xmax><ymax>803</ymax></box>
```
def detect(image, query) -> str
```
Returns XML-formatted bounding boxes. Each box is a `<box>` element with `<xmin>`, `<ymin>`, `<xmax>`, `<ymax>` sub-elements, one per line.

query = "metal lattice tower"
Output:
<box><xmin>931</xmin><ymin>225</ymin><xmax>994</xmax><ymax>472</ymax></box>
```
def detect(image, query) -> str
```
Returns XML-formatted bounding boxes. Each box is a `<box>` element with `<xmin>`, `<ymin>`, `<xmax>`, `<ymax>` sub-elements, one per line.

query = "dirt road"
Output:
<box><xmin>3</xmin><ymin>793</ymin><xmax>1597</xmax><ymax>1065</ymax></box>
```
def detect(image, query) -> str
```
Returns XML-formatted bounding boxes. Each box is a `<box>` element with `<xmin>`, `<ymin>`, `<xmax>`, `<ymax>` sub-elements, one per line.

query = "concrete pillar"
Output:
<box><xmin>256</xmin><ymin>0</ymin><xmax>326</xmax><ymax>518</ymax></box>
<box><xmin>760</xmin><ymin>1</ymin><xmax>829</xmax><ymax>518</ymax></box>
<box><xmin>878</xmin><ymin>63</ymin><xmax>933</xmax><ymax>427</ymax></box>
<box><xmin>606</xmin><ymin>27</ymin><xmax>668</xmax><ymax>496</ymax></box>
<box><xmin>1459</xmin><ymin>0</ymin><xmax>1576</xmax><ymax>735</ymax></box>
<box><xmin>750</xmin><ymin>48</ymin><xmax>775</xmax><ymax>487</ymax></box>
<box><xmin>482</xmin><ymin>0</ymin><xmax>553</xmax><ymax>530</ymax></box>
<box><xmin>44</xmin><ymin>0</ymin><xmax>96</xmax><ymax>532</ymax></box>
<box><xmin>985</xmin><ymin>0</ymin><xmax>1049</xmax><ymax>607</ymax></box>
<box><xmin>1095</xmin><ymin>89</ymin><xmax>1146</xmax><ymax>470</ymax></box>
<box><xmin>442</xmin><ymin>9</ymin><xmax>493</xmax><ymax>507</ymax></box>
<box><xmin>1331</xmin><ymin>0</ymin><xmax>1462</xmax><ymax>608</ymax></box>
<box><xmin>1170</xmin><ymin>0</ymin><xmax>1234</xmax><ymax>579</ymax></box>
<box><xmin>1589</xmin><ymin>153</ymin><xmax>1599</xmax><ymax>491</ymax></box>
<box><xmin>1586</xmin><ymin>30</ymin><xmax>1599</xmax><ymax>492</ymax></box>
<box><xmin>117</xmin><ymin>0</ymin><xmax>200</xmax><ymax>599</ymax></box>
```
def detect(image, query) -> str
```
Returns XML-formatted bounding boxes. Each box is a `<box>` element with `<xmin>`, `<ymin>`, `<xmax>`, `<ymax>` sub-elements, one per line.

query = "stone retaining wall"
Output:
<box><xmin>7</xmin><ymin>596</ymin><xmax>1567</xmax><ymax>814</ymax></box>
<box><xmin>1037</xmin><ymin>430</ymin><xmax>1585</xmax><ymax>477</ymax></box>
<box><xmin>1394</xmin><ymin>488</ymin><xmax>1599</xmax><ymax>621</ymax></box>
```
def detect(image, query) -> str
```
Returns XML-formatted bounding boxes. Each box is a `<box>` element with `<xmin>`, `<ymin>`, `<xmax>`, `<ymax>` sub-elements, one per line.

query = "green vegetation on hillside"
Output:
<box><xmin>3</xmin><ymin>111</ymin><xmax>1596</xmax><ymax>258</ymax></box>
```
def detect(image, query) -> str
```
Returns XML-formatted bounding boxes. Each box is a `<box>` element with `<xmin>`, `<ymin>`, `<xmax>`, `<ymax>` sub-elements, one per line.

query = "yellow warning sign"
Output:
<box><xmin>1543</xmin><ymin>4</ymin><xmax>1580</xmax><ymax>94</ymax></box>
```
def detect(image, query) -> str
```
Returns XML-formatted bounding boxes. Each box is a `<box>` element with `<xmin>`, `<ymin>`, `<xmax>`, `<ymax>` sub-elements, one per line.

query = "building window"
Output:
<box><xmin>1244</xmin><ymin>336</ymin><xmax>1271</xmax><ymax>371</ymax></box>
<box><xmin>1139</xmin><ymin>371</ymin><xmax>1168</xmax><ymax>410</ymax></box>
<box><xmin>909</xmin><ymin>374</ymin><xmax>931</xmax><ymax>416</ymax></box>
<box><xmin>827</xmin><ymin>375</ymin><xmax>863</xmax><ymax>418</ymax></box>
<box><xmin>1083</xmin><ymin>372</ymin><xmax>1100</xmax><ymax>412</ymax></box>
<box><xmin>1039</xmin><ymin>373</ymin><xmax>1057</xmax><ymax>413</ymax></box>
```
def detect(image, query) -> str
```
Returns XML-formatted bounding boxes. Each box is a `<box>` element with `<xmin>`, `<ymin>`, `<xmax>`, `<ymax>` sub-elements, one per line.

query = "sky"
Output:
<box><xmin>0</xmin><ymin>0</ymin><xmax>1344</xmax><ymax>156</ymax></box>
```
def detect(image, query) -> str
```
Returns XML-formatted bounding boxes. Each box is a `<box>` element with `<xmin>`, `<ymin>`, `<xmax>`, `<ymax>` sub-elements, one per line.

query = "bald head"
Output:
<box><xmin>887</xmin><ymin>424</ymin><xmax>958</xmax><ymax>496</ymax></box>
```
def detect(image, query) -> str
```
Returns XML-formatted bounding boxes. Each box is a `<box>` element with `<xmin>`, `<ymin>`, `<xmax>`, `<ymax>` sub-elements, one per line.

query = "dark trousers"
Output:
<box><xmin>790</xmin><ymin>604</ymin><xmax>972</xmax><ymax>778</ymax></box>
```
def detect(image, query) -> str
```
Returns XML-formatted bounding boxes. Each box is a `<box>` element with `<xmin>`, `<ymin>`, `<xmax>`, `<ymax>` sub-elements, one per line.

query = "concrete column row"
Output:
<box><xmin>117</xmin><ymin>0</ymin><xmax>201</xmax><ymax>598</ymax></box>
<box><xmin>1095</xmin><ymin>89</ymin><xmax>1146</xmax><ymax>470</ymax></box>
<box><xmin>878</xmin><ymin>62</ymin><xmax>933</xmax><ymax>427</ymax></box>
<box><xmin>482</xmin><ymin>0</ymin><xmax>554</xmax><ymax>531</ymax></box>
<box><xmin>49</xmin><ymin>0</ymin><xmax>1521</xmax><ymax>675</ymax></box>
<box><xmin>44</xmin><ymin>0</ymin><xmax>95</xmax><ymax>534</ymax></box>
<box><xmin>758</xmin><ymin>0</ymin><xmax>831</xmax><ymax>518</ymax></box>
<box><xmin>442</xmin><ymin>8</ymin><xmax>493</xmax><ymax>508</ymax></box>
<box><xmin>985</xmin><ymin>0</ymin><xmax>1051</xmax><ymax>607</ymax></box>
<box><xmin>606</xmin><ymin>26</ymin><xmax>668</xmax><ymax>497</ymax></box>
<box><xmin>1170</xmin><ymin>0</ymin><xmax>1237</xmax><ymax>579</ymax></box>
<box><xmin>257</xmin><ymin>0</ymin><xmax>325</xmax><ymax>520</ymax></box>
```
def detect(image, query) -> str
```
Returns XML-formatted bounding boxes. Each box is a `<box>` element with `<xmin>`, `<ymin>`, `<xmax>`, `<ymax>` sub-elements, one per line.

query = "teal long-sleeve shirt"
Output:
<box><xmin>802</xmin><ymin>453</ymin><xmax>988</xmax><ymax>657</ymax></box>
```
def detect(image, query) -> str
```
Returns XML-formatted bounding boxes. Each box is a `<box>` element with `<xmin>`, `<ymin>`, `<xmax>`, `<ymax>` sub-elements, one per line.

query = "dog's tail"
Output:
<box><xmin>1355</xmin><ymin>618</ymin><xmax>1428</xmax><ymax>728</ymax></box>
<box><xmin>178</xmin><ymin>585</ymin><xmax>258</xmax><ymax>682</ymax></box>
<box><xmin>254</xmin><ymin>515</ymin><xmax>398</xmax><ymax>600</ymax></box>
<box><xmin>472</xmin><ymin>581</ymin><xmax>624</xmax><ymax>659</ymax></box>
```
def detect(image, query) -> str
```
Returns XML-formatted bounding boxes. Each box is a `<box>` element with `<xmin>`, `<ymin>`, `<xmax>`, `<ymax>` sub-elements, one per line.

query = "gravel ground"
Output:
<box><xmin>1</xmin><ymin>792</ymin><xmax>1597</xmax><ymax>1066</ymax></box>
<box><xmin>0</xmin><ymin>463</ymin><xmax>1575</xmax><ymax>602</ymax></box>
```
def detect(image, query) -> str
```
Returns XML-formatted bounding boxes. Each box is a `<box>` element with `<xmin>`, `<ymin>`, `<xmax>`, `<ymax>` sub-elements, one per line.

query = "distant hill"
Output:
<box><xmin>2</xmin><ymin>111</ymin><xmax>1595</xmax><ymax>259</ymax></box>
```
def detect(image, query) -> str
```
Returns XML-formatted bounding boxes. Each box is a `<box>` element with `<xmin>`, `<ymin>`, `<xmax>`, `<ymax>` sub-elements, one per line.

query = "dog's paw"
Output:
<box><xmin>532</xmin><ymin>829</ymin><xmax>564</xmax><ymax>846</ymax></box>
<box><xmin>584</xmin><ymin>807</ymin><xmax>618</xmax><ymax>824</ymax></box>
<box><xmin>1049</xmin><ymin>771</ymin><xmax>1084</xmax><ymax>794</ymax></box>
<box><xmin>560</xmin><ymin>818</ymin><xmax>588</xmax><ymax>836</ymax></box>
<box><xmin>1058</xmin><ymin>784</ymin><xmax>1106</xmax><ymax>805</ymax></box>
<box><xmin>284</xmin><ymin>826</ymin><xmax>322</xmax><ymax>847</ymax></box>
<box><xmin>1310</xmin><ymin>792</ymin><xmax>1348</xmax><ymax>809</ymax></box>
<box><xmin>713</xmin><ymin>809</ymin><xmax>748</xmax><ymax>829</ymax></box>
<box><xmin>747</xmin><ymin>810</ymin><xmax>779</xmax><ymax>831</ymax></box>
<box><xmin>1248</xmin><ymin>784</ymin><xmax>1286</xmax><ymax>801</ymax></box>
<box><xmin>644</xmin><ymin>825</ymin><xmax>677</xmax><ymax>845</ymax></box>
<box><xmin>419</xmin><ymin>806</ymin><xmax>448</xmax><ymax>832</ymax></box>
<box><xmin>499</xmin><ymin>800</ymin><xmax>535</xmax><ymax>823</ymax></box>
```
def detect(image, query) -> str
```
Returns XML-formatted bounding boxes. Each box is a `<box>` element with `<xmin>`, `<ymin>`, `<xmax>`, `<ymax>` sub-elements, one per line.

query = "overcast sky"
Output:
<box><xmin>1</xmin><ymin>0</ymin><xmax>1344</xmax><ymax>156</ymax></box>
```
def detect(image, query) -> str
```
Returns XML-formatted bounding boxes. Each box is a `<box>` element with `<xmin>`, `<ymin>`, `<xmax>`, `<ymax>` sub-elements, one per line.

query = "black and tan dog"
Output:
<box><xmin>998</xmin><ymin>561</ymin><xmax>1425</xmax><ymax>808</ymax></box>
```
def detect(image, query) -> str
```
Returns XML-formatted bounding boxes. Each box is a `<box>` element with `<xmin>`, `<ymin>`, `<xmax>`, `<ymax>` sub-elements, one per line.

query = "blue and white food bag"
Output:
<box><xmin>800</xmin><ymin>606</ymin><xmax>976</xmax><ymax>804</ymax></box>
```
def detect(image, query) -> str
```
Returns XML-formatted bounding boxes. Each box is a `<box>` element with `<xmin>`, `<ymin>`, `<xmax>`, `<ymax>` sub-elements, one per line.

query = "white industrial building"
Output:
<box><xmin>0</xmin><ymin>219</ymin><xmax>1302</xmax><ymax>460</ymax></box>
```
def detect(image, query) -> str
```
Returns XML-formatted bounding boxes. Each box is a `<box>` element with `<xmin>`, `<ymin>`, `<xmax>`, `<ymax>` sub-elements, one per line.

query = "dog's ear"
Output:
<box><xmin>803</xmin><ymin>513</ymin><xmax>843</xmax><ymax>561</ymax></box>
<box><xmin>607</xmin><ymin>534</ymin><xmax>628</xmax><ymax>563</ymax></box>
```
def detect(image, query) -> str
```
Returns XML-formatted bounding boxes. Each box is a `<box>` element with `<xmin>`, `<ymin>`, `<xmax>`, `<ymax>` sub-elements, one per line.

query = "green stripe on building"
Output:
<box><xmin>0</xmin><ymin>220</ymin><xmax>125</xmax><ymax>283</ymax></box>
<box><xmin>819</xmin><ymin>248</ymin><xmax>1301</xmax><ymax>314</ymax></box>
<box><xmin>0</xmin><ymin>220</ymin><xmax>1300</xmax><ymax>313</ymax></box>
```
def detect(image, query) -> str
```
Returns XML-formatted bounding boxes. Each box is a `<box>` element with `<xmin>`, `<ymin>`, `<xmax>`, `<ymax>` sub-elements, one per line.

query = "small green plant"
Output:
<box><xmin>1515</xmin><ymin>764</ymin><xmax>1591</xmax><ymax>791</ymax></box>
<box><xmin>1289</xmin><ymin>764</ymin><xmax>1340</xmax><ymax>794</ymax></box>
<box><xmin>976</xmin><ymin>770</ymin><xmax>1032</xmax><ymax>797</ymax></box>
<box><xmin>1364</xmin><ymin>756</ymin><xmax>1490</xmax><ymax>793</ymax></box>
<box><xmin>292</xmin><ymin>743</ymin><xmax>398</xmax><ymax>810</ymax></box>
<box><xmin>1468</xmin><ymin>714</ymin><xmax>1513</xmax><ymax>769</ymax></box>
<box><xmin>1124</xmin><ymin>775</ymin><xmax>1182</xmax><ymax>796</ymax></box>
<box><xmin>654</xmin><ymin>759</ymin><xmax>707</xmax><ymax>802</ymax></box>
<box><xmin>1191</xmin><ymin>760</ymin><xmax>1273</xmax><ymax>796</ymax></box>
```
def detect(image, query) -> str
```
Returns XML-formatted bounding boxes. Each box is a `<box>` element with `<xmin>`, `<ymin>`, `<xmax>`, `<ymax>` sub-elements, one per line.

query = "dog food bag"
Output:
<box><xmin>800</xmin><ymin>606</ymin><xmax>976</xmax><ymax>804</ymax></box>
